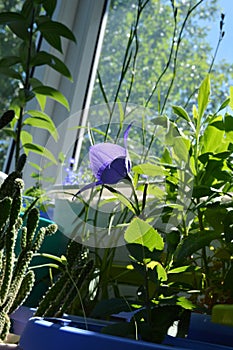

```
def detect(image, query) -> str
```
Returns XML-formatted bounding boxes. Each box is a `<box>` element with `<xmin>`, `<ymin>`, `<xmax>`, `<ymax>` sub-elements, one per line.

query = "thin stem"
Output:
<box><xmin>184</xmin><ymin>13</ymin><xmax>225</xmax><ymax>109</ymax></box>
<box><xmin>161</xmin><ymin>0</ymin><xmax>204</xmax><ymax>114</ymax></box>
<box><xmin>145</xmin><ymin>1</ymin><xmax>177</xmax><ymax>108</ymax></box>
<box><xmin>102</xmin><ymin>0</ymin><xmax>149</xmax><ymax>141</ymax></box>
<box><xmin>15</xmin><ymin>8</ymin><xmax>35</xmax><ymax>168</ymax></box>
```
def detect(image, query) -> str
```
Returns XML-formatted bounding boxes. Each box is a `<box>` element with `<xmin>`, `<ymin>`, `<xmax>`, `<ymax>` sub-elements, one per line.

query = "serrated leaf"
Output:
<box><xmin>23</xmin><ymin>143</ymin><xmax>57</xmax><ymax>164</ymax></box>
<box><xmin>24</xmin><ymin>110</ymin><xmax>58</xmax><ymax>141</ymax></box>
<box><xmin>172</xmin><ymin>105</ymin><xmax>191</xmax><ymax>122</ymax></box>
<box><xmin>124</xmin><ymin>217</ymin><xmax>164</xmax><ymax>251</ymax></box>
<box><xmin>32</xmin><ymin>86</ymin><xmax>69</xmax><ymax>110</ymax></box>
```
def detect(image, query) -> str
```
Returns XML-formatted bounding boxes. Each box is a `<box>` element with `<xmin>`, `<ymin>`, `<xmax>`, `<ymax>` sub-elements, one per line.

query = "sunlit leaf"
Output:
<box><xmin>124</xmin><ymin>217</ymin><xmax>164</xmax><ymax>251</ymax></box>
<box><xmin>172</xmin><ymin>105</ymin><xmax>191</xmax><ymax>122</ymax></box>
<box><xmin>198</xmin><ymin>74</ymin><xmax>210</xmax><ymax>120</ymax></box>
<box><xmin>32</xmin><ymin>86</ymin><xmax>69</xmax><ymax>110</ymax></box>
<box><xmin>133</xmin><ymin>163</ymin><xmax>167</xmax><ymax>177</ymax></box>
<box><xmin>24</xmin><ymin>110</ymin><xmax>59</xmax><ymax>141</ymax></box>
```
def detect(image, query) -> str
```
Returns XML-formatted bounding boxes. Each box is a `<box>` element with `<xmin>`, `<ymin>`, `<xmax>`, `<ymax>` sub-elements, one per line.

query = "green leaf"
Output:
<box><xmin>133</xmin><ymin>163</ymin><xmax>166</xmax><ymax>177</ymax></box>
<box><xmin>0</xmin><ymin>11</ymin><xmax>26</xmax><ymax>24</ymax></box>
<box><xmin>43</xmin><ymin>0</ymin><xmax>57</xmax><ymax>17</ymax></box>
<box><xmin>36</xmin><ymin>19</ymin><xmax>76</xmax><ymax>52</ymax></box>
<box><xmin>8</xmin><ymin>21</ymin><xmax>29</xmax><ymax>40</ymax></box>
<box><xmin>21</xmin><ymin>130</ymin><xmax>33</xmax><ymax>155</ymax></box>
<box><xmin>168</xmin><ymin>265</ymin><xmax>199</xmax><ymax>274</ymax></box>
<box><xmin>198</xmin><ymin>74</ymin><xmax>210</xmax><ymax>120</ymax></box>
<box><xmin>0</xmin><ymin>12</ymin><xmax>29</xmax><ymax>40</ymax></box>
<box><xmin>104</xmin><ymin>185</ymin><xmax>137</xmax><ymax>214</ymax></box>
<box><xmin>2</xmin><ymin>128</ymin><xmax>16</xmax><ymax>139</ymax></box>
<box><xmin>174</xmin><ymin>230</ymin><xmax>221</xmax><ymax>263</ymax></box>
<box><xmin>117</xmin><ymin>99</ymin><xmax>124</xmax><ymax>127</ymax></box>
<box><xmin>202</xmin><ymin>125</ymin><xmax>226</xmax><ymax>154</ymax></box>
<box><xmin>40</xmin><ymin>31</ymin><xmax>62</xmax><ymax>52</ymax></box>
<box><xmin>126</xmin><ymin>243</ymin><xmax>163</xmax><ymax>263</ymax></box>
<box><xmin>38</xmin><ymin>20</ymin><xmax>76</xmax><ymax>42</ymax></box>
<box><xmin>21</xmin><ymin>0</ymin><xmax>34</xmax><ymax>23</ymax></box>
<box><xmin>0</xmin><ymin>56</ymin><xmax>20</xmax><ymax>67</ymax></box>
<box><xmin>29</xmin><ymin>78</ymin><xmax>46</xmax><ymax>110</ymax></box>
<box><xmin>172</xmin><ymin>105</ymin><xmax>191</xmax><ymax>122</ymax></box>
<box><xmin>30</xmin><ymin>51</ymin><xmax>72</xmax><ymax>80</ymax></box>
<box><xmin>32</xmin><ymin>86</ymin><xmax>69</xmax><ymax>110</ymax></box>
<box><xmin>124</xmin><ymin>217</ymin><xmax>164</xmax><ymax>251</ymax></box>
<box><xmin>24</xmin><ymin>110</ymin><xmax>59</xmax><ymax>141</ymax></box>
<box><xmin>28</xmin><ymin>161</ymin><xmax>42</xmax><ymax>171</ymax></box>
<box><xmin>217</xmin><ymin>98</ymin><xmax>230</xmax><ymax>113</ymax></box>
<box><xmin>23</xmin><ymin>143</ymin><xmax>57</xmax><ymax>164</ymax></box>
<box><xmin>229</xmin><ymin>86</ymin><xmax>233</xmax><ymax>111</ymax></box>
<box><xmin>0</xmin><ymin>67</ymin><xmax>22</xmax><ymax>81</ymax></box>
<box><xmin>173</xmin><ymin>136</ymin><xmax>190</xmax><ymax>162</ymax></box>
<box><xmin>176</xmin><ymin>296</ymin><xmax>196</xmax><ymax>310</ymax></box>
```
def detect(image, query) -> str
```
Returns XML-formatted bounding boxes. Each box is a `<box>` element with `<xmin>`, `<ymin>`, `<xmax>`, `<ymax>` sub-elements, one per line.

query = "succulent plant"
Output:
<box><xmin>0</xmin><ymin>154</ymin><xmax>57</xmax><ymax>340</ymax></box>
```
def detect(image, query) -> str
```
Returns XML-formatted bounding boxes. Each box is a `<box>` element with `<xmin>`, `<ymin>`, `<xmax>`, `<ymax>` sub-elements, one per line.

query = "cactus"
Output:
<box><xmin>35</xmin><ymin>240</ymin><xmax>94</xmax><ymax>318</ymax></box>
<box><xmin>0</xmin><ymin>156</ymin><xmax>57</xmax><ymax>340</ymax></box>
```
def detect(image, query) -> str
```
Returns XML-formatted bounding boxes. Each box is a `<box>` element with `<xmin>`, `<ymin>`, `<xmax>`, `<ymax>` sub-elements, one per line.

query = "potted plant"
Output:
<box><xmin>0</xmin><ymin>0</ymin><xmax>77</xmax><ymax>314</ymax></box>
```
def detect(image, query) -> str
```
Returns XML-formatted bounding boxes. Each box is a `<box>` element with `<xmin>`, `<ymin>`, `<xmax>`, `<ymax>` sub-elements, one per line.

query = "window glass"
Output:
<box><xmin>70</xmin><ymin>0</ymin><xmax>233</xmax><ymax>184</ymax></box>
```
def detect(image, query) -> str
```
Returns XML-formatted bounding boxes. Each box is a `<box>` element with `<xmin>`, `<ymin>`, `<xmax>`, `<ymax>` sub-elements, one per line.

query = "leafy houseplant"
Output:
<box><xmin>0</xmin><ymin>0</ymin><xmax>75</xmax><ymax>177</ymax></box>
<box><xmin>48</xmin><ymin>75</ymin><xmax>233</xmax><ymax>345</ymax></box>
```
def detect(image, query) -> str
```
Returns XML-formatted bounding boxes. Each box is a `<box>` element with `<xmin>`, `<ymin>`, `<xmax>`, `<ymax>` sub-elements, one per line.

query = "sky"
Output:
<box><xmin>208</xmin><ymin>0</ymin><xmax>233</xmax><ymax>63</ymax></box>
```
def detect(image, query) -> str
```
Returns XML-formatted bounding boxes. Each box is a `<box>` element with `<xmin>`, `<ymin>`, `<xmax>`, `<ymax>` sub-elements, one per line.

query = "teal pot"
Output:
<box><xmin>16</xmin><ymin>214</ymin><xmax>69</xmax><ymax>308</ymax></box>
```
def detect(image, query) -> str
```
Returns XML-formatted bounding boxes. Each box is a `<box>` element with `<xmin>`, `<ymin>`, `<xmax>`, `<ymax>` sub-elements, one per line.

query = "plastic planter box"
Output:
<box><xmin>19</xmin><ymin>317</ymin><xmax>182</xmax><ymax>350</ymax></box>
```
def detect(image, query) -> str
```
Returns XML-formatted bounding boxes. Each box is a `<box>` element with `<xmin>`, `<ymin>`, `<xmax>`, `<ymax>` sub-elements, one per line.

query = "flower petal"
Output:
<box><xmin>100</xmin><ymin>157</ymin><xmax>129</xmax><ymax>184</ymax></box>
<box><xmin>123</xmin><ymin>123</ymin><xmax>132</xmax><ymax>148</ymax></box>
<box><xmin>89</xmin><ymin>143</ymin><xmax>126</xmax><ymax>179</ymax></box>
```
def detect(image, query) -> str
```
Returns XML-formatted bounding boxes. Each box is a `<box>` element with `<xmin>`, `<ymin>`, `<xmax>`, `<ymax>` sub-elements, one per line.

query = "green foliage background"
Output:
<box><xmin>92</xmin><ymin>0</ymin><xmax>233</xmax><ymax>114</ymax></box>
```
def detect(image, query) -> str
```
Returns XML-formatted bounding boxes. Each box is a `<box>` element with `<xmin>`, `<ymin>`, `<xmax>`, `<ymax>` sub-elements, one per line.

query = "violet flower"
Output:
<box><xmin>73</xmin><ymin>124</ymin><xmax>132</xmax><ymax>198</ymax></box>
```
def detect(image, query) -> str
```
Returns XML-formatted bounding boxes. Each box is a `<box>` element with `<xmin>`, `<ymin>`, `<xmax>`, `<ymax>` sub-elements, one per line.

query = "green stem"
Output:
<box><xmin>15</xmin><ymin>8</ymin><xmax>35</xmax><ymax>169</ymax></box>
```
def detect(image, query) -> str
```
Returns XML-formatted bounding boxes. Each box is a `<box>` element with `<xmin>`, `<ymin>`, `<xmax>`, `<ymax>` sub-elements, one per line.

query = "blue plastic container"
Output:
<box><xmin>187</xmin><ymin>312</ymin><xmax>233</xmax><ymax>347</ymax></box>
<box><xmin>163</xmin><ymin>312</ymin><xmax>233</xmax><ymax>349</ymax></box>
<box><xmin>19</xmin><ymin>317</ymin><xmax>183</xmax><ymax>350</ymax></box>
